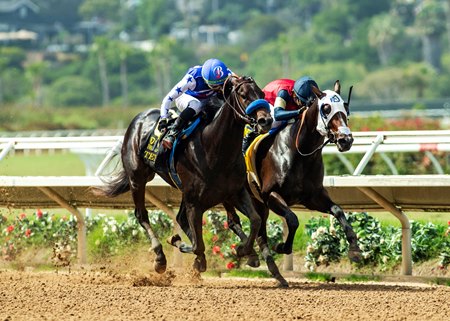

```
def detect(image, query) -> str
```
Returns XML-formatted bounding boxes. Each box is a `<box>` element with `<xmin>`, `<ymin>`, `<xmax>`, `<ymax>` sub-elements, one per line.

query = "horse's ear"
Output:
<box><xmin>334</xmin><ymin>80</ymin><xmax>341</xmax><ymax>95</ymax></box>
<box><xmin>312</xmin><ymin>85</ymin><xmax>326</xmax><ymax>99</ymax></box>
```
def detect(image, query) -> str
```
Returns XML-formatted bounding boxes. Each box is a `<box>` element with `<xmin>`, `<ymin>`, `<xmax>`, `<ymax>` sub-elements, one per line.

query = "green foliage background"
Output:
<box><xmin>1</xmin><ymin>0</ymin><xmax>450</xmax><ymax>119</ymax></box>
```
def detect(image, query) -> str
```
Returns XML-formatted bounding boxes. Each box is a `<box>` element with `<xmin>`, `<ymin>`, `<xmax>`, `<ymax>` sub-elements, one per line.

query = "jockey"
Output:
<box><xmin>242</xmin><ymin>76</ymin><xmax>319</xmax><ymax>153</ymax></box>
<box><xmin>158</xmin><ymin>58</ymin><xmax>233</xmax><ymax>150</ymax></box>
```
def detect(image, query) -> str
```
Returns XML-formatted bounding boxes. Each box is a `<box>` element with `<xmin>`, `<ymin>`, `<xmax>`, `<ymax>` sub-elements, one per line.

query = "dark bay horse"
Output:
<box><xmin>226</xmin><ymin>81</ymin><xmax>362</xmax><ymax>286</ymax></box>
<box><xmin>95</xmin><ymin>75</ymin><xmax>273</xmax><ymax>274</ymax></box>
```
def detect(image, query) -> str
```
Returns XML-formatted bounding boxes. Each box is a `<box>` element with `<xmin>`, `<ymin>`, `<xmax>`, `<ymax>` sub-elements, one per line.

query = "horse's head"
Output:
<box><xmin>223</xmin><ymin>75</ymin><xmax>273</xmax><ymax>134</ymax></box>
<box><xmin>312</xmin><ymin>80</ymin><xmax>353</xmax><ymax>152</ymax></box>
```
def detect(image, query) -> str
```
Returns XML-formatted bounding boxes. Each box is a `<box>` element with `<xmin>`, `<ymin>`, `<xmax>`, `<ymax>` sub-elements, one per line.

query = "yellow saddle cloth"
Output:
<box><xmin>244</xmin><ymin>132</ymin><xmax>270</xmax><ymax>203</ymax></box>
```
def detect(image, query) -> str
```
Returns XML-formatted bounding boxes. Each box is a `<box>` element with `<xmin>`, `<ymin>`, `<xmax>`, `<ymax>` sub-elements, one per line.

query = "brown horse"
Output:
<box><xmin>95</xmin><ymin>76</ymin><xmax>273</xmax><ymax>274</ymax></box>
<box><xmin>226</xmin><ymin>81</ymin><xmax>362</xmax><ymax>286</ymax></box>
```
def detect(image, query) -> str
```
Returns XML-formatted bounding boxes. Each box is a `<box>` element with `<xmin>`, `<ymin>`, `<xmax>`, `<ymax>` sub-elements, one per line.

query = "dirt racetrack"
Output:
<box><xmin>1</xmin><ymin>268</ymin><xmax>449</xmax><ymax>321</ymax></box>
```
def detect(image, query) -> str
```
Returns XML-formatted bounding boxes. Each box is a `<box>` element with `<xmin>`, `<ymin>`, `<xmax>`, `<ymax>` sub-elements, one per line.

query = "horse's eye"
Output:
<box><xmin>321</xmin><ymin>104</ymin><xmax>332</xmax><ymax>116</ymax></box>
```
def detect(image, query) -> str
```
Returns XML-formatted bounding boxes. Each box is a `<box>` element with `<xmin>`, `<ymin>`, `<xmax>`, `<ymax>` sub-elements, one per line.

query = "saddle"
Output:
<box><xmin>141</xmin><ymin>116</ymin><xmax>201</xmax><ymax>189</ymax></box>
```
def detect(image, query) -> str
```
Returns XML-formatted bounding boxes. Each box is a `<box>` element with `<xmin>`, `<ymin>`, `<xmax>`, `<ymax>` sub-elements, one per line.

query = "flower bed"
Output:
<box><xmin>1</xmin><ymin>210</ymin><xmax>448</xmax><ymax>273</ymax></box>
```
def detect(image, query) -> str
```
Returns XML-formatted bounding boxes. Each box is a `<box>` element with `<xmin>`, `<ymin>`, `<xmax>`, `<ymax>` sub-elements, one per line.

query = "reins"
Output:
<box><xmin>220</xmin><ymin>76</ymin><xmax>256</xmax><ymax>125</ymax></box>
<box><xmin>295</xmin><ymin>106</ymin><xmax>331</xmax><ymax>157</ymax></box>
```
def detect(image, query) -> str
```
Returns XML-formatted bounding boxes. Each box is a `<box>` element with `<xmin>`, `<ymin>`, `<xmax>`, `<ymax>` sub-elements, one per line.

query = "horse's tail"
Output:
<box><xmin>93</xmin><ymin>169</ymin><xmax>130</xmax><ymax>198</ymax></box>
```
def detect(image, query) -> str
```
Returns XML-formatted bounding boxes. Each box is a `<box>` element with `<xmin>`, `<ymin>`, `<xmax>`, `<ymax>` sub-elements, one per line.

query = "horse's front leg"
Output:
<box><xmin>185</xmin><ymin>204</ymin><xmax>207</xmax><ymax>272</ymax></box>
<box><xmin>130</xmin><ymin>181</ymin><xmax>166</xmax><ymax>273</ymax></box>
<box><xmin>306</xmin><ymin>189</ymin><xmax>362</xmax><ymax>263</ymax></box>
<box><xmin>223</xmin><ymin>202</ymin><xmax>260</xmax><ymax>268</ymax></box>
<box><xmin>330</xmin><ymin>204</ymin><xmax>362</xmax><ymax>263</ymax></box>
<box><xmin>167</xmin><ymin>199</ymin><xmax>193</xmax><ymax>253</ymax></box>
<box><xmin>233</xmin><ymin>188</ymin><xmax>261</xmax><ymax>258</ymax></box>
<box><xmin>267</xmin><ymin>191</ymin><xmax>299</xmax><ymax>255</ymax></box>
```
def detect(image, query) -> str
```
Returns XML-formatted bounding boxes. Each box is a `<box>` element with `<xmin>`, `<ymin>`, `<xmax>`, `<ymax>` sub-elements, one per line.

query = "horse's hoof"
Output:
<box><xmin>246</xmin><ymin>254</ymin><xmax>260</xmax><ymax>268</ymax></box>
<box><xmin>179</xmin><ymin>243</ymin><xmax>193</xmax><ymax>253</ymax></box>
<box><xmin>193</xmin><ymin>256</ymin><xmax>207</xmax><ymax>273</ymax></box>
<box><xmin>348</xmin><ymin>248</ymin><xmax>362</xmax><ymax>263</ymax></box>
<box><xmin>276</xmin><ymin>277</ymin><xmax>289</xmax><ymax>288</ymax></box>
<box><xmin>167</xmin><ymin>234</ymin><xmax>182</xmax><ymax>247</ymax></box>
<box><xmin>154</xmin><ymin>261</ymin><xmax>167</xmax><ymax>274</ymax></box>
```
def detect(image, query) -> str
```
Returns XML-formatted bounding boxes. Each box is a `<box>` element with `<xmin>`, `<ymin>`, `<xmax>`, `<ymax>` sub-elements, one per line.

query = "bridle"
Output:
<box><xmin>295</xmin><ymin>105</ymin><xmax>332</xmax><ymax>157</ymax></box>
<box><xmin>295</xmin><ymin>93</ymin><xmax>351</xmax><ymax>157</ymax></box>
<box><xmin>218</xmin><ymin>75</ymin><xmax>259</xmax><ymax>125</ymax></box>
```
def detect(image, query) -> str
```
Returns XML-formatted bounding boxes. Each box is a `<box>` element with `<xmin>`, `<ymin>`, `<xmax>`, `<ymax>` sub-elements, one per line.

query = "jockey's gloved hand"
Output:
<box><xmin>158</xmin><ymin>117</ymin><xmax>169</xmax><ymax>132</ymax></box>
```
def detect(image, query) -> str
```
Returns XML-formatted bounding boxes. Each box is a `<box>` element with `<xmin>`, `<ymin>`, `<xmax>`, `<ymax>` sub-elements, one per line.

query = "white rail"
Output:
<box><xmin>0</xmin><ymin>130</ymin><xmax>449</xmax><ymax>274</ymax></box>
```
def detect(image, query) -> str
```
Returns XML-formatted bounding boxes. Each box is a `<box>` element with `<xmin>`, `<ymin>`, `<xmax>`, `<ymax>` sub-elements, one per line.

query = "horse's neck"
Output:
<box><xmin>302</xmin><ymin>105</ymin><xmax>323</xmax><ymax>141</ymax></box>
<box><xmin>202</xmin><ymin>102</ymin><xmax>243</xmax><ymax>161</ymax></box>
<box><xmin>288</xmin><ymin>106</ymin><xmax>324</xmax><ymax>159</ymax></box>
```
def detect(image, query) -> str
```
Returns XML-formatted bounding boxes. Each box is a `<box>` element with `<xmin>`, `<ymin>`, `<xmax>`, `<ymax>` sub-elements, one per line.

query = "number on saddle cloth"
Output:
<box><xmin>141</xmin><ymin>118</ymin><xmax>168</xmax><ymax>168</ymax></box>
<box><xmin>141</xmin><ymin>116</ymin><xmax>203</xmax><ymax>184</ymax></box>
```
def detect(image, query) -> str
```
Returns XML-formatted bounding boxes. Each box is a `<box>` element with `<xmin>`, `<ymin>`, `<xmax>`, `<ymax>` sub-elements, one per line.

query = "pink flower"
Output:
<box><xmin>25</xmin><ymin>229</ymin><xmax>31</xmax><ymax>238</ymax></box>
<box><xmin>36</xmin><ymin>209</ymin><xmax>43</xmax><ymax>219</ymax></box>
<box><xmin>202</xmin><ymin>218</ymin><xmax>206</xmax><ymax>226</ymax></box>
<box><xmin>211</xmin><ymin>234</ymin><xmax>219</xmax><ymax>242</ymax></box>
<box><xmin>6</xmin><ymin>225</ymin><xmax>14</xmax><ymax>233</ymax></box>
<box><xmin>226</xmin><ymin>262</ymin><xmax>235</xmax><ymax>270</ymax></box>
<box><xmin>19</xmin><ymin>213</ymin><xmax>26</xmax><ymax>220</ymax></box>
<box><xmin>448</xmin><ymin>220</ymin><xmax>450</xmax><ymax>226</ymax></box>
<box><xmin>212</xmin><ymin>245</ymin><xmax>221</xmax><ymax>255</ymax></box>
<box><xmin>223</xmin><ymin>221</ymin><xmax>229</xmax><ymax>229</ymax></box>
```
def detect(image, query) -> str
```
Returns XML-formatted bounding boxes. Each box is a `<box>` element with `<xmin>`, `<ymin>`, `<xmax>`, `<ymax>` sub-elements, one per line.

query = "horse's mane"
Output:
<box><xmin>201</xmin><ymin>96</ymin><xmax>224</xmax><ymax>123</ymax></box>
<box><xmin>303</xmin><ymin>96</ymin><xmax>320</xmax><ymax>134</ymax></box>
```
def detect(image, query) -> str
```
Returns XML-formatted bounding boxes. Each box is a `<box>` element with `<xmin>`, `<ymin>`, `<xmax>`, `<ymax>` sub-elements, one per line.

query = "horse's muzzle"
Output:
<box><xmin>337</xmin><ymin>134</ymin><xmax>353</xmax><ymax>152</ymax></box>
<box><xmin>257</xmin><ymin>117</ymin><xmax>273</xmax><ymax>134</ymax></box>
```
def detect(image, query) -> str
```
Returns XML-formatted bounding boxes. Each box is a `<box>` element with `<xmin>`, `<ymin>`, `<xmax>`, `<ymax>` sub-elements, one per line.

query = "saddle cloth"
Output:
<box><xmin>244</xmin><ymin>133</ymin><xmax>269</xmax><ymax>203</ymax></box>
<box><xmin>141</xmin><ymin>117</ymin><xmax>201</xmax><ymax>189</ymax></box>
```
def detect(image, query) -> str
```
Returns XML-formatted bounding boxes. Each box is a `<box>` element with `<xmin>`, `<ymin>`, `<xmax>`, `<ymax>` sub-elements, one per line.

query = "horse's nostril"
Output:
<box><xmin>258</xmin><ymin>117</ymin><xmax>273</xmax><ymax>127</ymax></box>
<box><xmin>338</xmin><ymin>136</ymin><xmax>353</xmax><ymax>147</ymax></box>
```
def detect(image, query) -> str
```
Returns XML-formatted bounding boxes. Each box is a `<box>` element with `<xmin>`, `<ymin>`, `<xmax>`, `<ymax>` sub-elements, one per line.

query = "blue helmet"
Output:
<box><xmin>201</xmin><ymin>58</ymin><xmax>230</xmax><ymax>86</ymax></box>
<box><xmin>293</xmin><ymin>76</ymin><xmax>319</xmax><ymax>104</ymax></box>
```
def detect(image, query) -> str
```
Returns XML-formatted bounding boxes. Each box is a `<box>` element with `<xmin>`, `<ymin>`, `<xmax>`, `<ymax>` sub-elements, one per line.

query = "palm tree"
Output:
<box><xmin>25</xmin><ymin>61</ymin><xmax>48</xmax><ymax>108</ymax></box>
<box><xmin>93</xmin><ymin>37</ymin><xmax>111</xmax><ymax>107</ymax></box>
<box><xmin>414</xmin><ymin>0</ymin><xmax>446</xmax><ymax>72</ymax></box>
<box><xmin>368</xmin><ymin>13</ymin><xmax>403</xmax><ymax>66</ymax></box>
<box><xmin>117</xmin><ymin>41</ymin><xmax>131</xmax><ymax>109</ymax></box>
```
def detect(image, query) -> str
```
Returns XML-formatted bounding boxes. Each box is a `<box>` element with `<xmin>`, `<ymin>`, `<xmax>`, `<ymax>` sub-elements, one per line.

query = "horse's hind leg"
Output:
<box><xmin>130</xmin><ymin>175</ymin><xmax>167</xmax><ymax>273</ymax></box>
<box><xmin>223</xmin><ymin>202</ymin><xmax>260</xmax><ymax>268</ymax></box>
<box><xmin>254</xmin><ymin>201</ymin><xmax>288</xmax><ymax>288</ymax></box>
<box><xmin>232</xmin><ymin>188</ymin><xmax>261</xmax><ymax>258</ymax></box>
<box><xmin>267</xmin><ymin>191</ymin><xmax>299</xmax><ymax>255</ymax></box>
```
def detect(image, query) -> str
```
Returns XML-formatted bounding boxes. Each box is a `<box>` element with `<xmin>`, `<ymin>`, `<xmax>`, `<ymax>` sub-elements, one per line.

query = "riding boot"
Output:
<box><xmin>242</xmin><ymin>127</ymin><xmax>259</xmax><ymax>154</ymax></box>
<box><xmin>162</xmin><ymin>107</ymin><xmax>196</xmax><ymax>149</ymax></box>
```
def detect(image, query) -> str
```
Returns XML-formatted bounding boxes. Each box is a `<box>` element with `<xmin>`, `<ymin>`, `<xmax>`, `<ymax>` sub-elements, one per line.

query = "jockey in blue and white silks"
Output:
<box><xmin>158</xmin><ymin>58</ymin><xmax>233</xmax><ymax>149</ymax></box>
